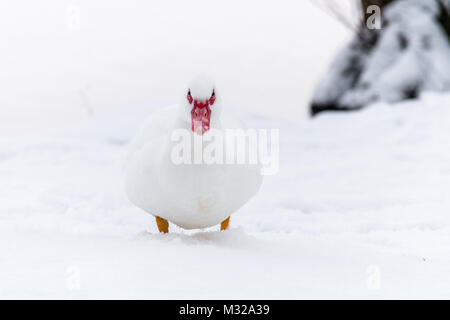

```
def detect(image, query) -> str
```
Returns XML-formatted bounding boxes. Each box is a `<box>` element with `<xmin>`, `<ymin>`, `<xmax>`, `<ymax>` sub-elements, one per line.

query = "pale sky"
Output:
<box><xmin>0</xmin><ymin>0</ymin><xmax>350</xmax><ymax>135</ymax></box>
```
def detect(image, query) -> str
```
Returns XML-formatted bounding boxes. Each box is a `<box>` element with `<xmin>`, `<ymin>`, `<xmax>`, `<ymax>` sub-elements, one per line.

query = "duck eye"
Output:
<box><xmin>209</xmin><ymin>89</ymin><xmax>216</xmax><ymax>105</ymax></box>
<box><xmin>187</xmin><ymin>90</ymin><xmax>191</xmax><ymax>96</ymax></box>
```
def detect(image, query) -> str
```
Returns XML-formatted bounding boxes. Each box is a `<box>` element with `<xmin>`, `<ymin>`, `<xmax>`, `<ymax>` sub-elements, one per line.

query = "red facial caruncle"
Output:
<box><xmin>188</xmin><ymin>89</ymin><xmax>216</xmax><ymax>135</ymax></box>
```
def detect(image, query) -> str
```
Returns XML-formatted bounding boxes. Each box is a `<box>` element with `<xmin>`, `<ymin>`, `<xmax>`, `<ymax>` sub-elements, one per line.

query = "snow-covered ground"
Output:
<box><xmin>2</xmin><ymin>92</ymin><xmax>450</xmax><ymax>299</ymax></box>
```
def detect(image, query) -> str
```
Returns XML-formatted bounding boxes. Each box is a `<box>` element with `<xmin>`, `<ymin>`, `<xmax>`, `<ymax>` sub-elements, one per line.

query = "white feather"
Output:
<box><xmin>124</xmin><ymin>76</ymin><xmax>263</xmax><ymax>229</ymax></box>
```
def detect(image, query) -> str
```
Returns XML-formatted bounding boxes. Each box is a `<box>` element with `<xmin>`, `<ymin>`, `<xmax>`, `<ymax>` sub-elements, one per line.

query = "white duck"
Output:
<box><xmin>124</xmin><ymin>75</ymin><xmax>263</xmax><ymax>233</ymax></box>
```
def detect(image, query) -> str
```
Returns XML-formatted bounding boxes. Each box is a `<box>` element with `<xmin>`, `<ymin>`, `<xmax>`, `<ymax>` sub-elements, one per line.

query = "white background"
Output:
<box><xmin>0</xmin><ymin>0</ymin><xmax>348</xmax><ymax>135</ymax></box>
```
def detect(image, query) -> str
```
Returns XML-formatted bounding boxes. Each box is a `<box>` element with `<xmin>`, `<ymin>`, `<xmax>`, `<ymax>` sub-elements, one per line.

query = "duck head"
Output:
<box><xmin>182</xmin><ymin>75</ymin><xmax>222</xmax><ymax>135</ymax></box>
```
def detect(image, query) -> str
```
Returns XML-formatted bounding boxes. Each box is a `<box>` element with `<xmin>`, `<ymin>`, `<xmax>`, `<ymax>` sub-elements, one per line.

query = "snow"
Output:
<box><xmin>2</xmin><ymin>92</ymin><xmax>450</xmax><ymax>298</ymax></box>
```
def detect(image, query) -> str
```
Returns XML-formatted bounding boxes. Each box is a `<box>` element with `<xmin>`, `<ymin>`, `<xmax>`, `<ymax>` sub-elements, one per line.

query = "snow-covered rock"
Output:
<box><xmin>311</xmin><ymin>0</ymin><xmax>450</xmax><ymax>116</ymax></box>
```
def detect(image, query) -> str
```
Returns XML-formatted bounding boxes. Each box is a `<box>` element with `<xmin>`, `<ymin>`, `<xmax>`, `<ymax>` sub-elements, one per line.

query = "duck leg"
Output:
<box><xmin>220</xmin><ymin>216</ymin><xmax>230</xmax><ymax>231</ymax></box>
<box><xmin>155</xmin><ymin>216</ymin><xmax>169</xmax><ymax>233</ymax></box>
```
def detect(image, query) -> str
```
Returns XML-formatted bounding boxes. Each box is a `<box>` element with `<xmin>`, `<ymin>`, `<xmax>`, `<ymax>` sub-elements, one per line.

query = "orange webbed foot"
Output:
<box><xmin>155</xmin><ymin>216</ymin><xmax>169</xmax><ymax>233</ymax></box>
<box><xmin>220</xmin><ymin>216</ymin><xmax>230</xmax><ymax>231</ymax></box>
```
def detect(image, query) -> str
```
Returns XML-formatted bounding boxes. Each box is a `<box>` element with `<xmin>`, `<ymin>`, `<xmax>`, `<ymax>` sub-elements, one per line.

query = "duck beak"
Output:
<box><xmin>191</xmin><ymin>100</ymin><xmax>211</xmax><ymax>135</ymax></box>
